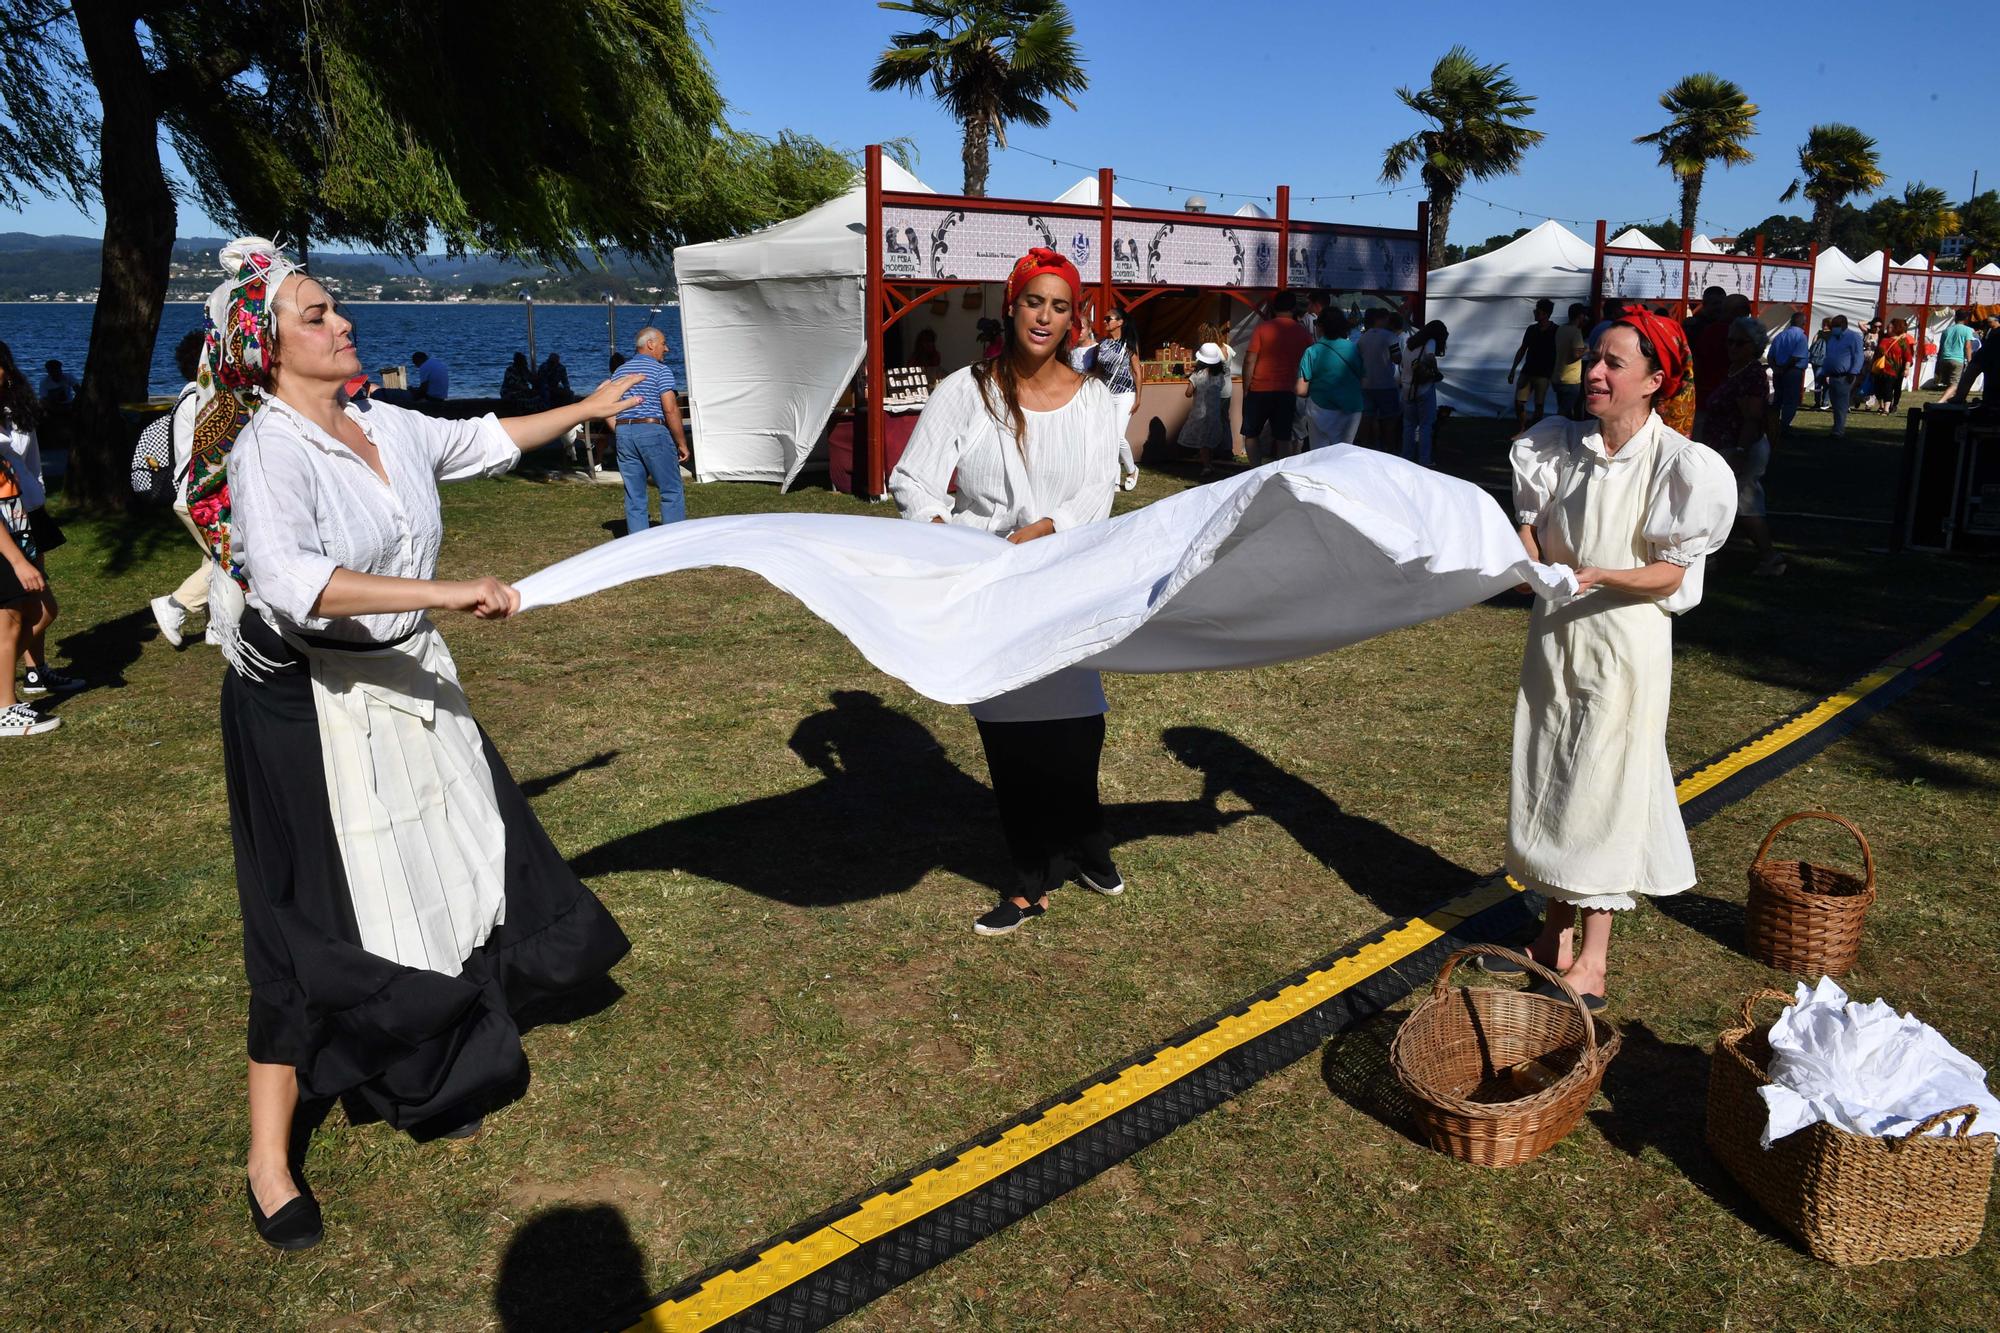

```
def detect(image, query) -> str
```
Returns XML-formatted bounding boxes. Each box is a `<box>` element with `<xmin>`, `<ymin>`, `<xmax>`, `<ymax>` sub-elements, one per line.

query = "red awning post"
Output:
<box><xmin>1275</xmin><ymin>186</ymin><xmax>1291</xmax><ymax>295</ymax></box>
<box><xmin>1414</xmin><ymin>200</ymin><xmax>1430</xmax><ymax>322</ymax></box>
<box><xmin>1679</xmin><ymin>227</ymin><xmax>1694</xmax><ymax>317</ymax></box>
<box><xmin>1916</xmin><ymin>252</ymin><xmax>1936</xmax><ymax>392</ymax></box>
<box><xmin>863</xmin><ymin>145</ymin><xmax>887</xmax><ymax>499</ymax></box>
<box><xmin>1751</xmin><ymin>233</ymin><xmax>1766</xmax><ymax>317</ymax></box>
<box><xmin>1591</xmin><ymin>220</ymin><xmax>1607</xmax><ymax>313</ymax></box>
<box><xmin>1099</xmin><ymin>166</ymin><xmax>1116</xmax><ymax>333</ymax></box>
<box><xmin>1803</xmin><ymin>242</ymin><xmax>1819</xmax><ymax>333</ymax></box>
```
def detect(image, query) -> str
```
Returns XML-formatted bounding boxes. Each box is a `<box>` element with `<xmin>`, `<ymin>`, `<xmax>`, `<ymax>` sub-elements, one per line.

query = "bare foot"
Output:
<box><xmin>248</xmin><ymin>1159</ymin><xmax>301</xmax><ymax>1216</ymax></box>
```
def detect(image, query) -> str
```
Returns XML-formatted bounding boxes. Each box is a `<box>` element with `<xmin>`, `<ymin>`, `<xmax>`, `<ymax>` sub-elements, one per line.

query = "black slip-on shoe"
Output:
<box><xmin>248</xmin><ymin>1176</ymin><xmax>324</xmax><ymax>1251</ymax></box>
<box><xmin>973</xmin><ymin>899</ymin><xmax>1046</xmax><ymax>936</ymax></box>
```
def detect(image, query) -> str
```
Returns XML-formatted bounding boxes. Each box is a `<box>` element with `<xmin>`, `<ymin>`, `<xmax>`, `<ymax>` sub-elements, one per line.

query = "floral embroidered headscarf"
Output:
<box><xmin>186</xmin><ymin>237</ymin><xmax>301</xmax><ymax>588</ymax></box>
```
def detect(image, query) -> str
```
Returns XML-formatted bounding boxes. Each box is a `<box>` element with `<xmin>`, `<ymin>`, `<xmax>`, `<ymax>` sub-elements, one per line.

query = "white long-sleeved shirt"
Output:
<box><xmin>890</xmin><ymin>365</ymin><xmax>1120</xmax><ymax>722</ymax></box>
<box><xmin>888</xmin><ymin>366</ymin><xmax>1120</xmax><ymax>534</ymax></box>
<box><xmin>1</xmin><ymin>419</ymin><xmax>45</xmax><ymax>510</ymax></box>
<box><xmin>229</xmin><ymin>395</ymin><xmax>519</xmax><ymax>642</ymax></box>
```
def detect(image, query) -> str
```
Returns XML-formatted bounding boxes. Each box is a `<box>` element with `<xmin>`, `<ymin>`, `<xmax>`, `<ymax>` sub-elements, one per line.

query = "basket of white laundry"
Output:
<box><xmin>1706</xmin><ymin>988</ymin><xmax>1996</xmax><ymax>1265</ymax></box>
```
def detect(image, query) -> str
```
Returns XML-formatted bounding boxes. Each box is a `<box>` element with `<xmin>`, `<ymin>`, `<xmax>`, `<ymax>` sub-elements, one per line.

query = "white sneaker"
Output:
<box><xmin>203</xmin><ymin>621</ymin><xmax>222</xmax><ymax>646</ymax></box>
<box><xmin>1120</xmin><ymin>472</ymin><xmax>1139</xmax><ymax>492</ymax></box>
<box><xmin>0</xmin><ymin>702</ymin><xmax>60</xmax><ymax>736</ymax></box>
<box><xmin>150</xmin><ymin>595</ymin><xmax>187</xmax><ymax>648</ymax></box>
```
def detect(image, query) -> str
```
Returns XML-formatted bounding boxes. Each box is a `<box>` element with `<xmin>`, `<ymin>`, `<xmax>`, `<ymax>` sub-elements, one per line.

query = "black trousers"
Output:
<box><xmin>975</xmin><ymin>713</ymin><xmax>1113</xmax><ymax>899</ymax></box>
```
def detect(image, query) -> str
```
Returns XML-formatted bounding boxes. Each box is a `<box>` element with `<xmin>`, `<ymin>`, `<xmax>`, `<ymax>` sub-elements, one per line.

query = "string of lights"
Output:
<box><xmin>999</xmin><ymin>139</ymin><xmax>1739</xmax><ymax>237</ymax></box>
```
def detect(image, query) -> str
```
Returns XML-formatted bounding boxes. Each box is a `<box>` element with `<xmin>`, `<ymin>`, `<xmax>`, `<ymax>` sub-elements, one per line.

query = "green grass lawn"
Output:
<box><xmin>2</xmin><ymin>397</ymin><xmax>1996</xmax><ymax>1331</ymax></box>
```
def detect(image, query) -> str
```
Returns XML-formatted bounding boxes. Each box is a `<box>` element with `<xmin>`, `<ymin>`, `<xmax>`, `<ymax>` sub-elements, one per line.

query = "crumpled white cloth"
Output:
<box><xmin>1760</xmin><ymin>977</ymin><xmax>2000</xmax><ymax>1148</ymax></box>
<box><xmin>516</xmin><ymin>446</ymin><xmax>1578</xmax><ymax>705</ymax></box>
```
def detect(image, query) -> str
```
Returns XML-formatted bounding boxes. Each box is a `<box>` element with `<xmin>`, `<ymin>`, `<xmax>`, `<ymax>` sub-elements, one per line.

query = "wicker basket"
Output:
<box><xmin>1744</xmin><ymin>811</ymin><xmax>1875</xmax><ymax>978</ymax></box>
<box><xmin>1389</xmin><ymin>945</ymin><xmax>1621</xmax><ymax>1168</ymax></box>
<box><xmin>1706</xmin><ymin>988</ymin><xmax>1995</xmax><ymax>1265</ymax></box>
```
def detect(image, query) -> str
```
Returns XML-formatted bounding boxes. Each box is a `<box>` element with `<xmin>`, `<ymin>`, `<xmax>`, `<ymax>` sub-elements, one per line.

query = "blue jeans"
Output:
<box><xmin>616</xmin><ymin>423</ymin><xmax>685</xmax><ymax>531</ymax></box>
<box><xmin>1401</xmin><ymin>385</ymin><xmax>1437</xmax><ymax>466</ymax></box>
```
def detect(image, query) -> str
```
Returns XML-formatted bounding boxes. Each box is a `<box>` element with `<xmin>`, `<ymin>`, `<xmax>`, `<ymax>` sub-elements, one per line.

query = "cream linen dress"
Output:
<box><xmin>1507</xmin><ymin>413</ymin><xmax>1737</xmax><ymax>909</ymax></box>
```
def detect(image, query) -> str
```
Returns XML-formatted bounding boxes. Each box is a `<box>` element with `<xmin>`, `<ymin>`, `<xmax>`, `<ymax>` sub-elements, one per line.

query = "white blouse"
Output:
<box><xmin>1</xmin><ymin>421</ymin><xmax>44</xmax><ymax>510</ymax></box>
<box><xmin>1510</xmin><ymin>413</ymin><xmax>1736</xmax><ymax>615</ymax></box>
<box><xmin>229</xmin><ymin>396</ymin><xmax>520</xmax><ymax>642</ymax></box>
<box><xmin>889</xmin><ymin>367</ymin><xmax>1121</xmax><ymax>533</ymax></box>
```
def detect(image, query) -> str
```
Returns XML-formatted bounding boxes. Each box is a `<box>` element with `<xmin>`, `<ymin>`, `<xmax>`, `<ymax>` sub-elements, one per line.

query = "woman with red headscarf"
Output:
<box><xmin>1495</xmin><ymin>309</ymin><xmax>1736</xmax><ymax>1008</ymax></box>
<box><xmin>890</xmin><ymin>247</ymin><xmax>1124</xmax><ymax>936</ymax></box>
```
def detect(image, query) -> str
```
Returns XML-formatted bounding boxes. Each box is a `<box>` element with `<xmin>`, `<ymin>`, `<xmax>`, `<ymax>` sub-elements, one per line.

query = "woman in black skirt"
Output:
<box><xmin>190</xmin><ymin>239</ymin><xmax>641</xmax><ymax>1249</ymax></box>
<box><xmin>888</xmin><ymin>248</ymin><xmax>1126</xmax><ymax>935</ymax></box>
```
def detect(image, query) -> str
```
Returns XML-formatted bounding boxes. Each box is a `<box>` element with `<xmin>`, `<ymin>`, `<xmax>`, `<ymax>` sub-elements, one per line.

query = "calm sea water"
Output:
<box><xmin>0</xmin><ymin>301</ymin><xmax>685</xmax><ymax>399</ymax></box>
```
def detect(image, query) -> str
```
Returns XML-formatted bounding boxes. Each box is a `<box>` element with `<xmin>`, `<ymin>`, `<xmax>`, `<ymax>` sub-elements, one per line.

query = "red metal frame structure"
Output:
<box><xmin>1590</xmin><ymin>221</ymin><xmax>1817</xmax><ymax>327</ymax></box>
<box><xmin>858</xmin><ymin>144</ymin><xmax>1426</xmax><ymax>498</ymax></box>
<box><xmin>1874</xmin><ymin>257</ymin><xmax>2000</xmax><ymax>390</ymax></box>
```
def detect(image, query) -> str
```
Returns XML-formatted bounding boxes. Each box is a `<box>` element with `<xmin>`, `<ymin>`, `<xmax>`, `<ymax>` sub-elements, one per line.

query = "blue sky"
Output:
<box><xmin>3</xmin><ymin>0</ymin><xmax>1982</xmax><ymax>246</ymax></box>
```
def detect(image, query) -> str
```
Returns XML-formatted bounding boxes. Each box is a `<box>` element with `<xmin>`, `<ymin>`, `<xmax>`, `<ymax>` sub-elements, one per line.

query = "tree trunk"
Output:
<box><xmin>961</xmin><ymin>113</ymin><xmax>990</xmax><ymax>198</ymax></box>
<box><xmin>70</xmin><ymin>6</ymin><xmax>177</xmax><ymax>512</ymax></box>
<box><xmin>1426</xmin><ymin>187</ymin><xmax>1454</xmax><ymax>272</ymax></box>
<box><xmin>1678</xmin><ymin>171</ymin><xmax>1702</xmax><ymax>239</ymax></box>
<box><xmin>1812</xmin><ymin>199</ymin><xmax>1834</xmax><ymax>248</ymax></box>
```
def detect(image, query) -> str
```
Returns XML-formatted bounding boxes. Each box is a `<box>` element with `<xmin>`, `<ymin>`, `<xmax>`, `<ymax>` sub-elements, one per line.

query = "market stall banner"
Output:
<box><xmin>1601</xmin><ymin>253</ymin><xmax>1688</xmax><ymax>302</ymax></box>
<box><xmin>1109</xmin><ymin>219</ymin><xmax>1279</xmax><ymax>287</ymax></box>
<box><xmin>1288</xmin><ymin>231</ymin><xmax>1423</xmax><ymax>293</ymax></box>
<box><xmin>1926</xmin><ymin>274</ymin><xmax>1969</xmax><ymax>307</ymax></box>
<box><xmin>1886</xmin><ymin>270</ymin><xmax>1928</xmax><ymax>307</ymax></box>
<box><xmin>1690</xmin><ymin>256</ymin><xmax>1760</xmax><ymax>300</ymax></box>
<box><xmin>882</xmin><ymin>205</ymin><xmax>1103</xmax><ymax>285</ymax></box>
<box><xmin>1758</xmin><ymin>264</ymin><xmax>1812</xmax><ymax>306</ymax></box>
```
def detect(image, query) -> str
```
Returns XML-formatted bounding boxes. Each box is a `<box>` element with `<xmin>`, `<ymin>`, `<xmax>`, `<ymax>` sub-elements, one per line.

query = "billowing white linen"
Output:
<box><xmin>514</xmin><ymin>445</ymin><xmax>1579</xmax><ymax>705</ymax></box>
<box><xmin>1761</xmin><ymin>978</ymin><xmax>2000</xmax><ymax>1149</ymax></box>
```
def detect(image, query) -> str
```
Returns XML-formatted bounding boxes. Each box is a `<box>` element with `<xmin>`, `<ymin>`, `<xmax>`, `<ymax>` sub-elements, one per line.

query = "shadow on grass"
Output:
<box><xmin>494</xmin><ymin>1203</ymin><xmax>651</xmax><ymax>1333</ymax></box>
<box><xmin>521</xmin><ymin>750</ymin><xmax>621</xmax><ymax>799</ymax></box>
<box><xmin>1161</xmin><ymin>726</ymin><xmax>1484</xmax><ymax>918</ymax></box>
<box><xmin>1319</xmin><ymin>1009</ymin><xmax>1427</xmax><ymax>1148</ymax></box>
<box><xmin>1590</xmin><ymin>1020</ymin><xmax>1789</xmax><ymax>1242</ymax></box>
<box><xmin>572</xmin><ymin>700</ymin><xmax>1404</xmax><ymax>905</ymax></box>
<box><xmin>51</xmin><ymin>607</ymin><xmax>154</xmax><ymax>695</ymax></box>
<box><xmin>1651</xmin><ymin>891</ymin><xmax>1747</xmax><ymax>957</ymax></box>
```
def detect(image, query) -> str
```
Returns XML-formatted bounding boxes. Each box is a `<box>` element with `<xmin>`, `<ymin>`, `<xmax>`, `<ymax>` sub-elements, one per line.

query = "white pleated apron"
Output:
<box><xmin>293</xmin><ymin>624</ymin><xmax>508</xmax><ymax>976</ymax></box>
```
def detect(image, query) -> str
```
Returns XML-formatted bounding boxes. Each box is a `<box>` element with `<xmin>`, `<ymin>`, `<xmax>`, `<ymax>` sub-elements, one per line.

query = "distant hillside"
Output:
<box><xmin>0</xmin><ymin>234</ymin><xmax>677</xmax><ymax>302</ymax></box>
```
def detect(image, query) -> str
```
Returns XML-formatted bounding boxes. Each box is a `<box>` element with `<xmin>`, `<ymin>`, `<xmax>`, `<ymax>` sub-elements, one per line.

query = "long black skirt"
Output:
<box><xmin>220</xmin><ymin>615</ymin><xmax>629</xmax><ymax>1134</ymax></box>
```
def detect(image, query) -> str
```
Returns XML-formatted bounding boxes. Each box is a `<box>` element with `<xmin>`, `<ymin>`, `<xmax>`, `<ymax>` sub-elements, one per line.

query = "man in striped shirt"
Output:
<box><xmin>616</xmin><ymin>327</ymin><xmax>691</xmax><ymax>531</ymax></box>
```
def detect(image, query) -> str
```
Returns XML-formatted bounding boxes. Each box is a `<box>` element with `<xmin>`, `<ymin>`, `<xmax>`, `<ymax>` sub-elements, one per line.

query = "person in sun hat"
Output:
<box><xmin>196</xmin><ymin>237</ymin><xmax>641</xmax><ymax>1250</ymax></box>
<box><xmin>1492</xmin><ymin>306</ymin><xmax>1737</xmax><ymax>1010</ymax></box>
<box><xmin>1182</xmin><ymin>339</ymin><xmax>1232</xmax><ymax>472</ymax></box>
<box><xmin>889</xmin><ymin>246</ymin><xmax>1127</xmax><ymax>937</ymax></box>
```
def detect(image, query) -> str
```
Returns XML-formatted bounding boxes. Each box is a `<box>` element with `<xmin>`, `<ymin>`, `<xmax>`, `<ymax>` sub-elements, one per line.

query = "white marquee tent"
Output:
<box><xmin>673</xmin><ymin>158</ymin><xmax>936</xmax><ymax>488</ymax></box>
<box><xmin>1423</xmin><ymin>220</ymin><xmax>1596</xmax><ymax>415</ymax></box>
<box><xmin>1052</xmin><ymin>176</ymin><xmax>1131</xmax><ymax>207</ymax></box>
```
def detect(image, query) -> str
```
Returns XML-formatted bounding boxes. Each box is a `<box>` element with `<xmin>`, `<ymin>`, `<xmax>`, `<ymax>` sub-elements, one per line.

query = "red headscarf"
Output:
<box><xmin>1005</xmin><ymin>246</ymin><xmax>1082</xmax><ymax>307</ymax></box>
<box><xmin>1611</xmin><ymin>307</ymin><xmax>1692</xmax><ymax>401</ymax></box>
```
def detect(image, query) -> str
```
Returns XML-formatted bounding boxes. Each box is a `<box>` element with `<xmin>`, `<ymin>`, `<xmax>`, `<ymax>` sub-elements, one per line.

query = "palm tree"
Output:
<box><xmin>1633</xmin><ymin>73</ymin><xmax>1757</xmax><ymax>238</ymax></box>
<box><xmin>1781</xmin><ymin>124</ymin><xmax>1888</xmax><ymax>247</ymax></box>
<box><xmin>1380</xmin><ymin>46</ymin><xmax>1545</xmax><ymax>271</ymax></box>
<box><xmin>1882</xmin><ymin>182</ymin><xmax>1961</xmax><ymax>258</ymax></box>
<box><xmin>868</xmin><ymin>0</ymin><xmax>1088</xmax><ymax>197</ymax></box>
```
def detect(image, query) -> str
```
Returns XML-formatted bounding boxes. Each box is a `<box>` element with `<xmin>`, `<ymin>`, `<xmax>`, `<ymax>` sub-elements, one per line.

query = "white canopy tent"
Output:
<box><xmin>1608</xmin><ymin>228</ymin><xmax>1663</xmax><ymax>249</ymax></box>
<box><xmin>673</xmin><ymin>159</ymin><xmax>936</xmax><ymax>488</ymax></box>
<box><xmin>1232</xmin><ymin>201</ymin><xmax>1273</xmax><ymax>218</ymax></box>
<box><xmin>1052</xmin><ymin>176</ymin><xmax>1131</xmax><ymax>207</ymax></box>
<box><xmin>1423</xmin><ymin>220</ymin><xmax>1596</xmax><ymax>415</ymax></box>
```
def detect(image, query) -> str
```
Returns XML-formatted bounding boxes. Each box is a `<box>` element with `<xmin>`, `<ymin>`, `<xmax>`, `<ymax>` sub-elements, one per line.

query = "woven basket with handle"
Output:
<box><xmin>1706</xmin><ymin>988</ymin><xmax>1995</xmax><ymax>1265</ymax></box>
<box><xmin>1389</xmin><ymin>945</ymin><xmax>1621</xmax><ymax>1168</ymax></box>
<box><xmin>1745</xmin><ymin>811</ymin><xmax>1875</xmax><ymax>977</ymax></box>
